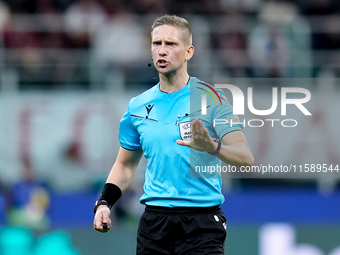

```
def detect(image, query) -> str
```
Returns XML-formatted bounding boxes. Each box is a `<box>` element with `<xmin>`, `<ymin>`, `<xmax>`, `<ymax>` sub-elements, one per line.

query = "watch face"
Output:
<box><xmin>94</xmin><ymin>200</ymin><xmax>109</xmax><ymax>213</ymax></box>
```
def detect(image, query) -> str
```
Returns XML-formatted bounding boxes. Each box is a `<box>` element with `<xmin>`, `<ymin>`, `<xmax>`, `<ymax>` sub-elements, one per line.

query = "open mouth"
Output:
<box><xmin>157</xmin><ymin>59</ymin><xmax>168</xmax><ymax>68</ymax></box>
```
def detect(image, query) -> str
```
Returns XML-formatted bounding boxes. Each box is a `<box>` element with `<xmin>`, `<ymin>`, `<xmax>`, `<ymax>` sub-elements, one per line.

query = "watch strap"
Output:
<box><xmin>93</xmin><ymin>200</ymin><xmax>111</xmax><ymax>214</ymax></box>
<box><xmin>208</xmin><ymin>139</ymin><xmax>221</xmax><ymax>155</ymax></box>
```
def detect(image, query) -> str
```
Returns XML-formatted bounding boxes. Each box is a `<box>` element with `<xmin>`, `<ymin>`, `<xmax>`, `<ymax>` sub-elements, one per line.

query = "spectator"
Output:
<box><xmin>216</xmin><ymin>15</ymin><xmax>249</xmax><ymax>77</ymax></box>
<box><xmin>130</xmin><ymin>0</ymin><xmax>168</xmax><ymax>15</ymax></box>
<box><xmin>92</xmin><ymin>11</ymin><xmax>150</xmax><ymax>88</ymax></box>
<box><xmin>219</xmin><ymin>0</ymin><xmax>263</xmax><ymax>15</ymax></box>
<box><xmin>100</xmin><ymin>0</ymin><xmax>127</xmax><ymax>16</ymax></box>
<box><xmin>0</xmin><ymin>0</ymin><xmax>10</xmax><ymax>30</ymax></box>
<box><xmin>301</xmin><ymin>0</ymin><xmax>340</xmax><ymax>51</ymax></box>
<box><xmin>64</xmin><ymin>0</ymin><xmax>107</xmax><ymax>48</ymax></box>
<box><xmin>248</xmin><ymin>1</ymin><xmax>312</xmax><ymax>78</ymax></box>
<box><xmin>7</xmin><ymin>155</ymin><xmax>50</xmax><ymax>230</ymax></box>
<box><xmin>47</xmin><ymin>143</ymin><xmax>94</xmax><ymax>192</ymax></box>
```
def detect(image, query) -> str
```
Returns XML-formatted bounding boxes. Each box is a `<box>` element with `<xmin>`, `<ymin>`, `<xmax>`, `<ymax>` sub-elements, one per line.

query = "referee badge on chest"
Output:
<box><xmin>178</xmin><ymin>121</ymin><xmax>192</xmax><ymax>141</ymax></box>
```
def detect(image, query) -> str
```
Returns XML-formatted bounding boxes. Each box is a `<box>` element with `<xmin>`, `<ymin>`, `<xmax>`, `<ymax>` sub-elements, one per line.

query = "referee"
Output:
<box><xmin>93</xmin><ymin>15</ymin><xmax>254</xmax><ymax>254</ymax></box>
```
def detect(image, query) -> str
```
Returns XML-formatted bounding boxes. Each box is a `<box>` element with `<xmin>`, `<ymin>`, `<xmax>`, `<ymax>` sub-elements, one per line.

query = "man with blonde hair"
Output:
<box><xmin>93</xmin><ymin>15</ymin><xmax>254</xmax><ymax>254</ymax></box>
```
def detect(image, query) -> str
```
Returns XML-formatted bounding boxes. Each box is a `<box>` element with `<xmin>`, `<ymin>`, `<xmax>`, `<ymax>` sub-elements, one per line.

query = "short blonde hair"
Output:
<box><xmin>151</xmin><ymin>15</ymin><xmax>192</xmax><ymax>46</ymax></box>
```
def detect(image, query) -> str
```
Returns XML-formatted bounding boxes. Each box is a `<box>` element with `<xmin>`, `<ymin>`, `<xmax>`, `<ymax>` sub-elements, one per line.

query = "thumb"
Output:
<box><xmin>176</xmin><ymin>140</ymin><xmax>191</xmax><ymax>147</ymax></box>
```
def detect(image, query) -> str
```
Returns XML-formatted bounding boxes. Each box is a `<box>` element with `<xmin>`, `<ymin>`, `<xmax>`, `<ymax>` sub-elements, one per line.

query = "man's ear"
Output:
<box><xmin>186</xmin><ymin>45</ymin><xmax>194</xmax><ymax>61</ymax></box>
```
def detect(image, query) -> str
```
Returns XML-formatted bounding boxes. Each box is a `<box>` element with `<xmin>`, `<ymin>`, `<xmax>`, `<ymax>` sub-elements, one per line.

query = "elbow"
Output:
<box><xmin>238</xmin><ymin>153</ymin><xmax>254</xmax><ymax>168</ymax></box>
<box><xmin>243</xmin><ymin>148</ymin><xmax>254</xmax><ymax>167</ymax></box>
<box><xmin>230</xmin><ymin>155</ymin><xmax>254</xmax><ymax>168</ymax></box>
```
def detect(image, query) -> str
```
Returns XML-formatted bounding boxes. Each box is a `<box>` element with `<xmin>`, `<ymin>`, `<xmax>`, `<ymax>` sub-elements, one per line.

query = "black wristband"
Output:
<box><xmin>208</xmin><ymin>139</ymin><xmax>221</xmax><ymax>155</ymax></box>
<box><xmin>96</xmin><ymin>183</ymin><xmax>122</xmax><ymax>211</ymax></box>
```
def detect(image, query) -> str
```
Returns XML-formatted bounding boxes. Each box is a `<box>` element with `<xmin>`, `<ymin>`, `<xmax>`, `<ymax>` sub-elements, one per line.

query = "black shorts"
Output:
<box><xmin>137</xmin><ymin>205</ymin><xmax>227</xmax><ymax>255</ymax></box>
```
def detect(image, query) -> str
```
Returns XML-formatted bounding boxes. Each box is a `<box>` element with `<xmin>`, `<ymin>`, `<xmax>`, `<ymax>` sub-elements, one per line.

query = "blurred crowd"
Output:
<box><xmin>1</xmin><ymin>0</ymin><xmax>339</xmax><ymax>49</ymax></box>
<box><xmin>1</xmin><ymin>0</ymin><xmax>339</xmax><ymax>17</ymax></box>
<box><xmin>0</xmin><ymin>0</ymin><xmax>340</xmax><ymax>89</ymax></box>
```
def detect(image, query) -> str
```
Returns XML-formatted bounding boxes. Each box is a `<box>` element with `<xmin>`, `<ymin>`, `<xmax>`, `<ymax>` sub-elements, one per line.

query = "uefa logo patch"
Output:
<box><xmin>178</xmin><ymin>121</ymin><xmax>192</xmax><ymax>141</ymax></box>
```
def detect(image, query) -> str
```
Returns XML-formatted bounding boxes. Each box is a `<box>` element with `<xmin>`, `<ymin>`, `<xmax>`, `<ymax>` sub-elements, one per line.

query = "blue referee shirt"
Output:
<box><xmin>119</xmin><ymin>77</ymin><xmax>242</xmax><ymax>207</ymax></box>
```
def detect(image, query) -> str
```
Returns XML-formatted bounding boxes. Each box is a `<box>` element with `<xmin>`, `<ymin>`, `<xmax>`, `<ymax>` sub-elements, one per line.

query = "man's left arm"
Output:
<box><xmin>176</xmin><ymin>118</ymin><xmax>254</xmax><ymax>167</ymax></box>
<box><xmin>217</xmin><ymin>130</ymin><xmax>254</xmax><ymax>167</ymax></box>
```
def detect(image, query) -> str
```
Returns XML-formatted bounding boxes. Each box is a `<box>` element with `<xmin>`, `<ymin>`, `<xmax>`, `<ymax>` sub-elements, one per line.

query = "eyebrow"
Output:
<box><xmin>152</xmin><ymin>38</ymin><xmax>179</xmax><ymax>44</ymax></box>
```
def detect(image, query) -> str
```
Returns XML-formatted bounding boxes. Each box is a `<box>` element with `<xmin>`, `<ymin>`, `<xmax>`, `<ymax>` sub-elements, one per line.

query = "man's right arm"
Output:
<box><xmin>106</xmin><ymin>147</ymin><xmax>143</xmax><ymax>192</ymax></box>
<box><xmin>93</xmin><ymin>146</ymin><xmax>143</xmax><ymax>232</ymax></box>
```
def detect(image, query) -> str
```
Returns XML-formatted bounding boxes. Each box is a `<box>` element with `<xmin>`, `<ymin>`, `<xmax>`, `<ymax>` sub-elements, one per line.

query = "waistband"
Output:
<box><xmin>145</xmin><ymin>205</ymin><xmax>221</xmax><ymax>215</ymax></box>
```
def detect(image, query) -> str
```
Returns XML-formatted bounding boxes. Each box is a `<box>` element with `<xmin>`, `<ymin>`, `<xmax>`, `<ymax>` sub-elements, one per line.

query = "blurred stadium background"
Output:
<box><xmin>0</xmin><ymin>0</ymin><xmax>340</xmax><ymax>254</ymax></box>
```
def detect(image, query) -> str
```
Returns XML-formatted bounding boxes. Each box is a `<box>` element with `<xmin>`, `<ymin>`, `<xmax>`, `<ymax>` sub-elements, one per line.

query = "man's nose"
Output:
<box><xmin>158</xmin><ymin>43</ymin><xmax>167</xmax><ymax>56</ymax></box>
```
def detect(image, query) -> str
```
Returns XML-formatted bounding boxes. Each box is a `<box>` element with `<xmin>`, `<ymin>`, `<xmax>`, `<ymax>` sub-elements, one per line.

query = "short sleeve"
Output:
<box><xmin>118</xmin><ymin>103</ymin><xmax>142</xmax><ymax>150</ymax></box>
<box><xmin>213</xmin><ymin>89</ymin><xmax>243</xmax><ymax>139</ymax></box>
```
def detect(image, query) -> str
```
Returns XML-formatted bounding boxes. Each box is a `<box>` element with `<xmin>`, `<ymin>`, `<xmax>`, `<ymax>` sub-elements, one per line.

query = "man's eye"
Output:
<box><xmin>153</xmin><ymin>42</ymin><xmax>161</xmax><ymax>45</ymax></box>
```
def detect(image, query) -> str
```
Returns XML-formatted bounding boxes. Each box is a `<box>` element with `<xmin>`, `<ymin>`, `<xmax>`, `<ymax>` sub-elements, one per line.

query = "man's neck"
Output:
<box><xmin>159</xmin><ymin>72</ymin><xmax>190</xmax><ymax>93</ymax></box>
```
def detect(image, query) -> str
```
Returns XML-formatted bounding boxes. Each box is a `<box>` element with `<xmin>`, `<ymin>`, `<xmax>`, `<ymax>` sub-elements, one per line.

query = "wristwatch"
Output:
<box><xmin>93</xmin><ymin>200</ymin><xmax>110</xmax><ymax>214</ymax></box>
<box><xmin>207</xmin><ymin>139</ymin><xmax>222</xmax><ymax>155</ymax></box>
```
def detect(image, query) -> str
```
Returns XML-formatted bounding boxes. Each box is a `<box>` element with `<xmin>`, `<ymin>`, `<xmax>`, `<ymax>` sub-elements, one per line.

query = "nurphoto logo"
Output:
<box><xmin>200</xmin><ymin>84</ymin><xmax>312</xmax><ymax>128</ymax></box>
